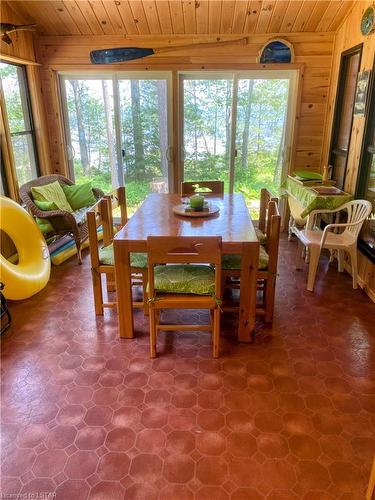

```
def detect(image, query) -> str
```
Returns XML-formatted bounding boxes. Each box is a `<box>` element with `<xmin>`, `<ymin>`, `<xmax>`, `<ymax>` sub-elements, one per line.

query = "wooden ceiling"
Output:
<box><xmin>7</xmin><ymin>1</ymin><xmax>354</xmax><ymax>36</ymax></box>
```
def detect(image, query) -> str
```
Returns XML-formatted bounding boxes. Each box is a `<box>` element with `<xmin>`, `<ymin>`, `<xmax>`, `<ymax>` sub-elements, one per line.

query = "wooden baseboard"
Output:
<box><xmin>343</xmin><ymin>262</ymin><xmax>375</xmax><ymax>303</ymax></box>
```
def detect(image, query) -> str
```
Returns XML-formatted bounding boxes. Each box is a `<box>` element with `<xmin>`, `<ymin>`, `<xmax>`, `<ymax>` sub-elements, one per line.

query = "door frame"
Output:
<box><xmin>328</xmin><ymin>43</ymin><xmax>363</xmax><ymax>189</ymax></box>
<box><xmin>178</xmin><ymin>69</ymin><xmax>300</xmax><ymax>198</ymax></box>
<box><xmin>59</xmin><ymin>71</ymin><xmax>174</xmax><ymax>189</ymax></box>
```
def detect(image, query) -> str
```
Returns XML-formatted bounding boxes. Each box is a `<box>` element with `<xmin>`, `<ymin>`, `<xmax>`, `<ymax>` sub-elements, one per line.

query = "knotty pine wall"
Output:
<box><xmin>0</xmin><ymin>0</ymin><xmax>50</xmax><ymax>186</ymax></box>
<box><xmin>322</xmin><ymin>1</ymin><xmax>375</xmax><ymax>301</ymax></box>
<box><xmin>36</xmin><ymin>32</ymin><xmax>334</xmax><ymax>183</ymax></box>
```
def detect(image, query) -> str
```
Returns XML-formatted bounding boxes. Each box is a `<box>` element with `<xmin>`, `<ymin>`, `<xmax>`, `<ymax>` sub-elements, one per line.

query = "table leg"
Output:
<box><xmin>238</xmin><ymin>242</ymin><xmax>258</xmax><ymax>342</ymax></box>
<box><xmin>114</xmin><ymin>241</ymin><xmax>134</xmax><ymax>338</ymax></box>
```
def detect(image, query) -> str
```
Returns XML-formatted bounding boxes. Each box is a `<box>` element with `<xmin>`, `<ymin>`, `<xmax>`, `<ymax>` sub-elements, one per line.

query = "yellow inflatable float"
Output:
<box><xmin>0</xmin><ymin>196</ymin><xmax>50</xmax><ymax>300</ymax></box>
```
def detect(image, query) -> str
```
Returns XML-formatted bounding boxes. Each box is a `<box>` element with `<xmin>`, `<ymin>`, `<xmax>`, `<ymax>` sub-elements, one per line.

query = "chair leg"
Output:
<box><xmin>106</xmin><ymin>271</ymin><xmax>116</xmax><ymax>292</ymax></box>
<box><xmin>295</xmin><ymin>240</ymin><xmax>304</xmax><ymax>270</ymax></box>
<box><xmin>264</xmin><ymin>276</ymin><xmax>275</xmax><ymax>323</ymax></box>
<box><xmin>212</xmin><ymin>307</ymin><xmax>220</xmax><ymax>358</ymax></box>
<box><xmin>349</xmin><ymin>246</ymin><xmax>358</xmax><ymax>289</ymax></box>
<box><xmin>337</xmin><ymin>250</ymin><xmax>344</xmax><ymax>272</ymax></box>
<box><xmin>75</xmin><ymin>237</ymin><xmax>82</xmax><ymax>265</ymax></box>
<box><xmin>149</xmin><ymin>307</ymin><xmax>157</xmax><ymax>358</ymax></box>
<box><xmin>142</xmin><ymin>272</ymin><xmax>149</xmax><ymax>316</ymax></box>
<box><xmin>306</xmin><ymin>245</ymin><xmax>321</xmax><ymax>292</ymax></box>
<box><xmin>91</xmin><ymin>269</ymin><xmax>104</xmax><ymax>315</ymax></box>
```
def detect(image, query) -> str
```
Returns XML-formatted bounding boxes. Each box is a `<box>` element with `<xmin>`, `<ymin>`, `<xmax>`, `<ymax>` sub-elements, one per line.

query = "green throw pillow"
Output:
<box><xmin>63</xmin><ymin>182</ymin><xmax>96</xmax><ymax>211</ymax></box>
<box><xmin>34</xmin><ymin>200</ymin><xmax>59</xmax><ymax>211</ymax></box>
<box><xmin>153</xmin><ymin>264</ymin><xmax>215</xmax><ymax>295</ymax></box>
<box><xmin>35</xmin><ymin>217</ymin><xmax>54</xmax><ymax>235</ymax></box>
<box><xmin>32</xmin><ymin>181</ymin><xmax>73</xmax><ymax>213</ymax></box>
<box><xmin>294</xmin><ymin>170</ymin><xmax>323</xmax><ymax>180</ymax></box>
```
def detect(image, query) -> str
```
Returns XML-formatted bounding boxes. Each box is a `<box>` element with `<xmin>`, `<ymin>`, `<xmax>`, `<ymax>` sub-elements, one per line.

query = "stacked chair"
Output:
<box><xmin>222</xmin><ymin>190</ymin><xmax>281</xmax><ymax>323</ymax></box>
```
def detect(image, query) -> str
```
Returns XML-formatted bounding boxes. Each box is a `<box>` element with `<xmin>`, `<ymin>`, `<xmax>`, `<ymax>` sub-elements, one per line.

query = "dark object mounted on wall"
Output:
<box><xmin>0</xmin><ymin>283</ymin><xmax>11</xmax><ymax>334</ymax></box>
<box><xmin>90</xmin><ymin>37</ymin><xmax>248</xmax><ymax>64</ymax></box>
<box><xmin>360</xmin><ymin>6</ymin><xmax>375</xmax><ymax>36</ymax></box>
<box><xmin>0</xmin><ymin>23</ymin><xmax>37</xmax><ymax>45</ymax></box>
<box><xmin>258</xmin><ymin>39</ymin><xmax>294</xmax><ymax>64</ymax></box>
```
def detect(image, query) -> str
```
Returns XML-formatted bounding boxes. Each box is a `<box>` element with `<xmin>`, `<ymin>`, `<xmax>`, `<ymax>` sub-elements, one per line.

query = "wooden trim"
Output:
<box><xmin>26</xmin><ymin>66</ymin><xmax>50</xmax><ymax>176</ymax></box>
<box><xmin>0</xmin><ymin>54</ymin><xmax>41</xmax><ymax>67</ymax></box>
<box><xmin>0</xmin><ymin>80</ymin><xmax>19</xmax><ymax>200</ymax></box>
<box><xmin>49</xmin><ymin>62</ymin><xmax>306</xmax><ymax>72</ymax></box>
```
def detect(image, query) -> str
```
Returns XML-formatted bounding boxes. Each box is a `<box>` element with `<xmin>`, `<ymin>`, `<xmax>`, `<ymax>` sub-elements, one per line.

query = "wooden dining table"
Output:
<box><xmin>113</xmin><ymin>193</ymin><xmax>259</xmax><ymax>342</ymax></box>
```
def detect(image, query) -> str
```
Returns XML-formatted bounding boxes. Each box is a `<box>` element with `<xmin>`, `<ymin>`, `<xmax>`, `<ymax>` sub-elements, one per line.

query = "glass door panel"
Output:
<box><xmin>63</xmin><ymin>78</ymin><xmax>116</xmax><ymax>193</ymax></box>
<box><xmin>182</xmin><ymin>77</ymin><xmax>233</xmax><ymax>192</ymax></box>
<box><xmin>234</xmin><ymin>78</ymin><xmax>289</xmax><ymax>217</ymax></box>
<box><xmin>117</xmin><ymin>79</ymin><xmax>169</xmax><ymax>214</ymax></box>
<box><xmin>61</xmin><ymin>74</ymin><xmax>172</xmax><ymax>215</ymax></box>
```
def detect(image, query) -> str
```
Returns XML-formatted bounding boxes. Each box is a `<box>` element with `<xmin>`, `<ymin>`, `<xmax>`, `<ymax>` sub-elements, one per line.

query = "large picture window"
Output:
<box><xmin>356</xmin><ymin>59</ymin><xmax>375</xmax><ymax>263</ymax></box>
<box><xmin>0</xmin><ymin>61</ymin><xmax>39</xmax><ymax>186</ymax></box>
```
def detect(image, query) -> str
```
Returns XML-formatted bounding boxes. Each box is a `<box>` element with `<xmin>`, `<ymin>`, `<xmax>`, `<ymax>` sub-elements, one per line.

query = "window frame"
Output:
<box><xmin>0</xmin><ymin>60</ymin><xmax>40</xmax><ymax>188</ymax></box>
<box><xmin>356</xmin><ymin>55</ymin><xmax>375</xmax><ymax>264</ymax></box>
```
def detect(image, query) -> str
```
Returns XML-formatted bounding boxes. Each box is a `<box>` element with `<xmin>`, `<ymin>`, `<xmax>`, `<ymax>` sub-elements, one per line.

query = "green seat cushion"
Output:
<box><xmin>153</xmin><ymin>264</ymin><xmax>215</xmax><ymax>295</ymax></box>
<box><xmin>63</xmin><ymin>182</ymin><xmax>97</xmax><ymax>211</ymax></box>
<box><xmin>34</xmin><ymin>200</ymin><xmax>59</xmax><ymax>211</ymax></box>
<box><xmin>222</xmin><ymin>246</ymin><xmax>269</xmax><ymax>271</ymax></box>
<box><xmin>294</xmin><ymin>170</ymin><xmax>323</xmax><ymax>181</ymax></box>
<box><xmin>255</xmin><ymin>227</ymin><xmax>267</xmax><ymax>245</ymax></box>
<box><xmin>32</xmin><ymin>181</ymin><xmax>73</xmax><ymax>213</ymax></box>
<box><xmin>98</xmin><ymin>243</ymin><xmax>147</xmax><ymax>268</ymax></box>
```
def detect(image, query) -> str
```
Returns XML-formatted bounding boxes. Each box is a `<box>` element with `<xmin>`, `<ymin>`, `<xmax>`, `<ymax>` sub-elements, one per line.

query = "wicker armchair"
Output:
<box><xmin>19</xmin><ymin>174</ymin><xmax>104</xmax><ymax>264</ymax></box>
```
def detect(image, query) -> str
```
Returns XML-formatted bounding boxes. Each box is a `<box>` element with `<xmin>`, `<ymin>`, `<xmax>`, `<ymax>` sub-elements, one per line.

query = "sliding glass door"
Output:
<box><xmin>182</xmin><ymin>76</ymin><xmax>233</xmax><ymax>192</ymax></box>
<box><xmin>60</xmin><ymin>73</ymin><xmax>172</xmax><ymax>214</ymax></box>
<box><xmin>181</xmin><ymin>71</ymin><xmax>296</xmax><ymax>217</ymax></box>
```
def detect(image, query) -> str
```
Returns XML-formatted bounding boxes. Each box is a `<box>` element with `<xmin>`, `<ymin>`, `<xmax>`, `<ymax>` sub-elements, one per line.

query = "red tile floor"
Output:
<box><xmin>1</xmin><ymin>235</ymin><xmax>375</xmax><ymax>500</ymax></box>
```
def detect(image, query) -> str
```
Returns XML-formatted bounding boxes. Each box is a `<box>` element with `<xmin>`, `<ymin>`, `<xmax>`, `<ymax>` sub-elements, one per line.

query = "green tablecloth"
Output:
<box><xmin>283</xmin><ymin>177</ymin><xmax>352</xmax><ymax>218</ymax></box>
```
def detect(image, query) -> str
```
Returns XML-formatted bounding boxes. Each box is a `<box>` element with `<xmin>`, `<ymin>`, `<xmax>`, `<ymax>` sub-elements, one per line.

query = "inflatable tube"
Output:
<box><xmin>0</xmin><ymin>196</ymin><xmax>50</xmax><ymax>300</ymax></box>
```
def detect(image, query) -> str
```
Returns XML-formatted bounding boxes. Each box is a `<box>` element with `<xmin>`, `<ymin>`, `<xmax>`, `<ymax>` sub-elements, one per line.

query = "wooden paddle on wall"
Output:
<box><xmin>90</xmin><ymin>37</ymin><xmax>248</xmax><ymax>64</ymax></box>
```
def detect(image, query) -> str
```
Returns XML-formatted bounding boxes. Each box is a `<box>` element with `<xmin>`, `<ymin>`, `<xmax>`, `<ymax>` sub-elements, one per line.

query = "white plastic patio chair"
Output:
<box><xmin>295</xmin><ymin>200</ymin><xmax>372</xmax><ymax>291</ymax></box>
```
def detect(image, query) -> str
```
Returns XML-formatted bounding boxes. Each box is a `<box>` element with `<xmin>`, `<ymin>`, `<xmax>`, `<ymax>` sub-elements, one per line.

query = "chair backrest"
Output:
<box><xmin>102</xmin><ymin>187</ymin><xmax>128</xmax><ymax>244</ymax></box>
<box><xmin>87</xmin><ymin>197</ymin><xmax>106</xmax><ymax>269</ymax></box>
<box><xmin>259</xmin><ymin>188</ymin><xmax>279</xmax><ymax>232</ymax></box>
<box><xmin>265</xmin><ymin>200</ymin><xmax>281</xmax><ymax>274</ymax></box>
<box><xmin>342</xmin><ymin>200</ymin><xmax>372</xmax><ymax>239</ymax></box>
<box><xmin>180</xmin><ymin>181</ymin><xmax>224</xmax><ymax>196</ymax></box>
<box><xmin>19</xmin><ymin>174</ymin><xmax>73</xmax><ymax>215</ymax></box>
<box><xmin>147</xmin><ymin>236</ymin><xmax>222</xmax><ymax>297</ymax></box>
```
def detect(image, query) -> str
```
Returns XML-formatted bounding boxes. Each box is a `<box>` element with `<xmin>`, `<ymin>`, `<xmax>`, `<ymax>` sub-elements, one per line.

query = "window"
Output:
<box><xmin>356</xmin><ymin>58</ymin><xmax>375</xmax><ymax>263</ymax></box>
<box><xmin>329</xmin><ymin>45</ymin><xmax>362</xmax><ymax>189</ymax></box>
<box><xmin>0</xmin><ymin>61</ymin><xmax>39</xmax><ymax>186</ymax></box>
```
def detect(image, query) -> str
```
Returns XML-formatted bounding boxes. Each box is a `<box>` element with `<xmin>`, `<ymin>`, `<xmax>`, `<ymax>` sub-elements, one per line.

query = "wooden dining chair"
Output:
<box><xmin>258</xmin><ymin>188</ymin><xmax>279</xmax><ymax>237</ymax></box>
<box><xmin>222</xmin><ymin>200</ymin><xmax>281</xmax><ymax>323</ymax></box>
<box><xmin>87</xmin><ymin>188</ymin><xmax>148</xmax><ymax>315</ymax></box>
<box><xmin>147</xmin><ymin>236</ymin><xmax>222</xmax><ymax>358</ymax></box>
<box><xmin>180</xmin><ymin>180</ymin><xmax>224</xmax><ymax>196</ymax></box>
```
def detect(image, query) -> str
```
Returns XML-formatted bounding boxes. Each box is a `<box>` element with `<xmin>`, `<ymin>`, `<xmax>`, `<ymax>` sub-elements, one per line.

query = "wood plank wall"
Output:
<box><xmin>0</xmin><ymin>1</ymin><xmax>50</xmax><ymax>187</ymax></box>
<box><xmin>322</xmin><ymin>1</ymin><xmax>375</xmax><ymax>302</ymax></box>
<box><xmin>36</xmin><ymin>32</ymin><xmax>334</xmax><ymax>181</ymax></box>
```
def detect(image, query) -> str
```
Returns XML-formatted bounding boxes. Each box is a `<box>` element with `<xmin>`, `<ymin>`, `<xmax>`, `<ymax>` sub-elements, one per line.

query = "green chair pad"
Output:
<box><xmin>153</xmin><ymin>264</ymin><xmax>215</xmax><ymax>295</ymax></box>
<box><xmin>99</xmin><ymin>243</ymin><xmax>147</xmax><ymax>268</ymax></box>
<box><xmin>255</xmin><ymin>227</ymin><xmax>267</xmax><ymax>245</ymax></box>
<box><xmin>222</xmin><ymin>246</ymin><xmax>269</xmax><ymax>271</ymax></box>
